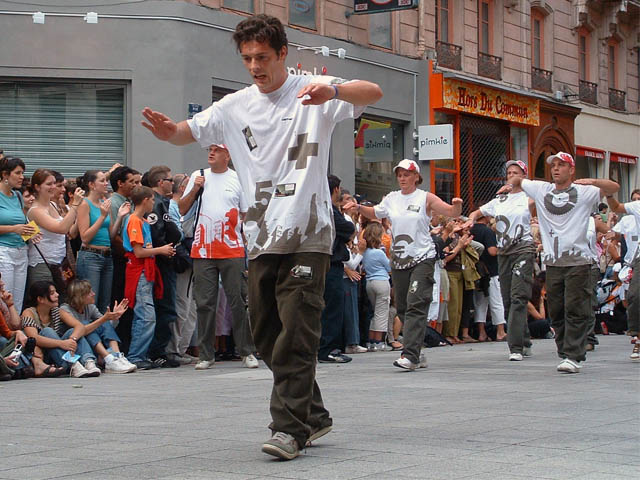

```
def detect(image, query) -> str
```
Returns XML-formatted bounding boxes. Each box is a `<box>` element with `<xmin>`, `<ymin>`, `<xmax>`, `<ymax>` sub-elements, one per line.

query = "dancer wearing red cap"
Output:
<box><xmin>505</xmin><ymin>152</ymin><xmax>618</xmax><ymax>373</ymax></box>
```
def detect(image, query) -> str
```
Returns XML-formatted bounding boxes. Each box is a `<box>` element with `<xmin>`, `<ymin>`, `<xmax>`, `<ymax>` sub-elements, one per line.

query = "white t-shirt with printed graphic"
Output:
<box><xmin>182</xmin><ymin>168</ymin><xmax>248</xmax><ymax>260</ymax></box>
<box><xmin>622</xmin><ymin>201</ymin><xmax>640</xmax><ymax>262</ymax></box>
<box><xmin>187</xmin><ymin>74</ymin><xmax>364</xmax><ymax>260</ymax></box>
<box><xmin>480</xmin><ymin>191</ymin><xmax>534</xmax><ymax>255</ymax></box>
<box><xmin>374</xmin><ymin>189</ymin><xmax>436</xmax><ymax>269</ymax></box>
<box><xmin>521</xmin><ymin>179</ymin><xmax>600</xmax><ymax>266</ymax></box>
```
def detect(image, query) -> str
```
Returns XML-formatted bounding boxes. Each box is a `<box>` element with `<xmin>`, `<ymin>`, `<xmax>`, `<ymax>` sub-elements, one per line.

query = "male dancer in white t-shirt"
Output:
<box><xmin>141</xmin><ymin>14</ymin><xmax>382</xmax><ymax>460</ymax></box>
<box><xmin>506</xmin><ymin>152</ymin><xmax>618</xmax><ymax>373</ymax></box>
<box><xmin>606</xmin><ymin>190</ymin><xmax>640</xmax><ymax>360</ymax></box>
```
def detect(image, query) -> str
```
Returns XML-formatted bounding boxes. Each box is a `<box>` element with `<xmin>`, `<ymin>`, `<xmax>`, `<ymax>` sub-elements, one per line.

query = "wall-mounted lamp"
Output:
<box><xmin>32</xmin><ymin>11</ymin><xmax>45</xmax><ymax>24</ymax></box>
<box><xmin>84</xmin><ymin>12</ymin><xmax>98</xmax><ymax>24</ymax></box>
<box><xmin>297</xmin><ymin>46</ymin><xmax>347</xmax><ymax>59</ymax></box>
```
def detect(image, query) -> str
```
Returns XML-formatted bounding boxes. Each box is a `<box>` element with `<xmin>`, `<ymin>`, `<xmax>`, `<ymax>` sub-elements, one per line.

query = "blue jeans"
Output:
<box><xmin>39</xmin><ymin>327</ymin><xmax>96</xmax><ymax>366</ymax></box>
<box><xmin>76</xmin><ymin>250</ymin><xmax>114</xmax><ymax>314</ymax></box>
<box><xmin>342</xmin><ymin>277</ymin><xmax>360</xmax><ymax>345</ymax></box>
<box><xmin>84</xmin><ymin>321</ymin><xmax>121</xmax><ymax>351</ymax></box>
<box><xmin>148</xmin><ymin>264</ymin><xmax>176</xmax><ymax>360</ymax></box>
<box><xmin>318</xmin><ymin>264</ymin><xmax>346</xmax><ymax>359</ymax></box>
<box><xmin>127</xmin><ymin>274</ymin><xmax>156</xmax><ymax>363</ymax></box>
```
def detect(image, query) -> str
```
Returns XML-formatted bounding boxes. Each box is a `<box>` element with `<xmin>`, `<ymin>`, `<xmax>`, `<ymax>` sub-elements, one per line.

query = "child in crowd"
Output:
<box><xmin>122</xmin><ymin>186</ymin><xmax>175</xmax><ymax>369</ymax></box>
<box><xmin>361</xmin><ymin>222</ymin><xmax>391</xmax><ymax>351</ymax></box>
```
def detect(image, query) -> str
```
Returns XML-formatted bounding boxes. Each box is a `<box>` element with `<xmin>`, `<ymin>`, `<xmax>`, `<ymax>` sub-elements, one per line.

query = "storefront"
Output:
<box><xmin>428</xmin><ymin>67</ymin><xmax>540</xmax><ymax>212</ymax></box>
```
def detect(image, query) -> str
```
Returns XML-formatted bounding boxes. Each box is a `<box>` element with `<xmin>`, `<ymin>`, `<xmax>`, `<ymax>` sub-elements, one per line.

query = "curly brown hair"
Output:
<box><xmin>363</xmin><ymin>222</ymin><xmax>384</xmax><ymax>249</ymax></box>
<box><xmin>232</xmin><ymin>14</ymin><xmax>288</xmax><ymax>54</ymax></box>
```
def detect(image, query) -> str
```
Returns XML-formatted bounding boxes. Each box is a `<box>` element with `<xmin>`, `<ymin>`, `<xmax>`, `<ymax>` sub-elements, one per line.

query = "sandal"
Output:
<box><xmin>390</xmin><ymin>342</ymin><xmax>404</xmax><ymax>351</ymax></box>
<box><xmin>35</xmin><ymin>365</ymin><xmax>67</xmax><ymax>378</ymax></box>
<box><xmin>12</xmin><ymin>366</ymin><xmax>35</xmax><ymax>380</ymax></box>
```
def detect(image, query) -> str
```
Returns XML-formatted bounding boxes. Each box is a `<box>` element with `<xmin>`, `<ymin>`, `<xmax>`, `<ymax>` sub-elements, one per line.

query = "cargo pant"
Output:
<box><xmin>546</xmin><ymin>264</ymin><xmax>592</xmax><ymax>362</ymax></box>
<box><xmin>498</xmin><ymin>251</ymin><xmax>533</xmax><ymax>354</ymax></box>
<box><xmin>391</xmin><ymin>258</ymin><xmax>435</xmax><ymax>365</ymax></box>
<box><xmin>248</xmin><ymin>252</ymin><xmax>332</xmax><ymax>449</ymax></box>
<box><xmin>627</xmin><ymin>257</ymin><xmax>640</xmax><ymax>337</ymax></box>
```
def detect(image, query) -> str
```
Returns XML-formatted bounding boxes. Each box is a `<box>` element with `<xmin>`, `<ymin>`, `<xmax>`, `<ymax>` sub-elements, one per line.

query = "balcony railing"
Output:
<box><xmin>609</xmin><ymin>88</ymin><xmax>626</xmax><ymax>111</ymax></box>
<box><xmin>531</xmin><ymin>67</ymin><xmax>553</xmax><ymax>92</ymax></box>
<box><xmin>579</xmin><ymin>80</ymin><xmax>598</xmax><ymax>105</ymax></box>
<box><xmin>436</xmin><ymin>40</ymin><xmax>462</xmax><ymax>71</ymax></box>
<box><xmin>478</xmin><ymin>52</ymin><xmax>502</xmax><ymax>81</ymax></box>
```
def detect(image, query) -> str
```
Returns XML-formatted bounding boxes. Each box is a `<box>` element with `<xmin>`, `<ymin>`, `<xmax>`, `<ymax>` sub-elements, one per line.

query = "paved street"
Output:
<box><xmin>1</xmin><ymin>334</ymin><xmax>638</xmax><ymax>480</ymax></box>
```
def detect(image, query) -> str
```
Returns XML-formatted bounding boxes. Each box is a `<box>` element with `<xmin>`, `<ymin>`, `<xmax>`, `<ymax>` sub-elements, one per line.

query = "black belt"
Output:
<box><xmin>80</xmin><ymin>246</ymin><xmax>112</xmax><ymax>257</ymax></box>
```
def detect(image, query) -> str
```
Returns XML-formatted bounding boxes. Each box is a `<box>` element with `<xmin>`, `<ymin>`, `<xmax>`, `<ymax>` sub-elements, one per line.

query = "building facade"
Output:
<box><xmin>0</xmin><ymin>0</ymin><xmax>638</xmax><ymax>205</ymax></box>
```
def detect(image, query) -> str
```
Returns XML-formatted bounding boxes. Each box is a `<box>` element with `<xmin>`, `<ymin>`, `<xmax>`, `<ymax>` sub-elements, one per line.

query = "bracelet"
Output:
<box><xmin>331</xmin><ymin>84</ymin><xmax>339</xmax><ymax>99</ymax></box>
<box><xmin>71</xmin><ymin>336</ymin><xmax>78</xmax><ymax>341</ymax></box>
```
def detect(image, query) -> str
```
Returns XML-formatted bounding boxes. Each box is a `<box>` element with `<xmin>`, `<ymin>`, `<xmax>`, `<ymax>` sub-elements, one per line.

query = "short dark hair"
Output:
<box><xmin>232</xmin><ymin>14</ymin><xmax>288</xmax><ymax>54</ymax></box>
<box><xmin>631</xmin><ymin>189</ymin><xmax>640</xmax><ymax>200</ymax></box>
<box><xmin>147</xmin><ymin>166</ymin><xmax>171</xmax><ymax>188</ymax></box>
<box><xmin>328</xmin><ymin>174</ymin><xmax>341</xmax><ymax>194</ymax></box>
<box><xmin>0</xmin><ymin>155</ymin><xmax>26</xmax><ymax>180</ymax></box>
<box><xmin>50</xmin><ymin>170</ymin><xmax>64</xmax><ymax>184</ymax></box>
<box><xmin>110</xmin><ymin>165</ymin><xmax>135</xmax><ymax>191</ymax></box>
<box><xmin>598</xmin><ymin>202</ymin><xmax>608</xmax><ymax>212</ymax></box>
<box><xmin>28</xmin><ymin>280</ymin><xmax>56</xmax><ymax>307</ymax></box>
<box><xmin>130</xmin><ymin>185</ymin><xmax>154</xmax><ymax>206</ymax></box>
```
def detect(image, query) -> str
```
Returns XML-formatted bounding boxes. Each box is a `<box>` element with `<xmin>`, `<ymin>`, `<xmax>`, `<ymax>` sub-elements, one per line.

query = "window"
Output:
<box><xmin>223</xmin><ymin>0</ymin><xmax>254</xmax><ymax>13</ymax></box>
<box><xmin>531</xmin><ymin>13</ymin><xmax>544</xmax><ymax>69</ymax></box>
<box><xmin>0</xmin><ymin>81</ymin><xmax>125</xmax><ymax>177</ymax></box>
<box><xmin>608</xmin><ymin>42</ymin><xmax>617</xmax><ymax>88</ymax></box>
<box><xmin>290</xmin><ymin>0</ymin><xmax>316</xmax><ymax>30</ymax></box>
<box><xmin>436</xmin><ymin>0</ymin><xmax>451</xmax><ymax>43</ymax></box>
<box><xmin>478</xmin><ymin>1</ymin><xmax>492</xmax><ymax>54</ymax></box>
<box><xmin>369</xmin><ymin>11</ymin><xmax>392</xmax><ymax>49</ymax></box>
<box><xmin>579</xmin><ymin>33</ymin><xmax>588</xmax><ymax>81</ymax></box>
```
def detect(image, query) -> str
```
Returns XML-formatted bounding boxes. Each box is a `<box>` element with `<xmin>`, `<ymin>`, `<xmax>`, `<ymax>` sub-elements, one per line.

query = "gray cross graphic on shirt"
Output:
<box><xmin>288</xmin><ymin>133</ymin><xmax>318</xmax><ymax>170</ymax></box>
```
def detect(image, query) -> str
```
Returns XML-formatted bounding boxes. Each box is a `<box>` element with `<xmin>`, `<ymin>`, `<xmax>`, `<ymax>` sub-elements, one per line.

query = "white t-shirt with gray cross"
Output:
<box><xmin>521</xmin><ymin>179</ymin><xmax>600</xmax><ymax>266</ymax></box>
<box><xmin>622</xmin><ymin>201</ymin><xmax>640</xmax><ymax>262</ymax></box>
<box><xmin>480</xmin><ymin>191</ymin><xmax>534</xmax><ymax>255</ymax></box>
<box><xmin>187</xmin><ymin>74</ymin><xmax>365</xmax><ymax>260</ymax></box>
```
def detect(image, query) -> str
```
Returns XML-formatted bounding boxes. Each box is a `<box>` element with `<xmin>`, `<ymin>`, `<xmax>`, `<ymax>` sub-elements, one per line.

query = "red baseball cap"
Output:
<box><xmin>546</xmin><ymin>152</ymin><xmax>575</xmax><ymax>167</ymax></box>
<box><xmin>505</xmin><ymin>160</ymin><xmax>528</xmax><ymax>175</ymax></box>
<box><xmin>393</xmin><ymin>159</ymin><xmax>420</xmax><ymax>174</ymax></box>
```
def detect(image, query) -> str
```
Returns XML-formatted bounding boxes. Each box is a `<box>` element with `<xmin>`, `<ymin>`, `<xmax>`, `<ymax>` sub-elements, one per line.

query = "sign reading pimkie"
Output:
<box><xmin>443</xmin><ymin>79</ymin><xmax>540</xmax><ymax>126</ymax></box>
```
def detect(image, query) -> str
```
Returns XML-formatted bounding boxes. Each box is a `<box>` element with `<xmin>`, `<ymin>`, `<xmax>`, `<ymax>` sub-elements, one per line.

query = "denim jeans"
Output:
<box><xmin>0</xmin><ymin>244</ymin><xmax>28</xmax><ymax>313</ymax></box>
<box><xmin>83</xmin><ymin>321</ymin><xmax>121</xmax><ymax>351</ymax></box>
<box><xmin>39</xmin><ymin>327</ymin><xmax>96</xmax><ymax>366</ymax></box>
<box><xmin>342</xmin><ymin>277</ymin><xmax>360</xmax><ymax>345</ymax></box>
<box><xmin>76</xmin><ymin>250</ymin><xmax>113</xmax><ymax>314</ymax></box>
<box><xmin>148</xmin><ymin>264</ymin><xmax>176</xmax><ymax>360</ymax></box>
<box><xmin>318</xmin><ymin>264</ymin><xmax>346</xmax><ymax>359</ymax></box>
<box><xmin>127</xmin><ymin>274</ymin><xmax>157</xmax><ymax>363</ymax></box>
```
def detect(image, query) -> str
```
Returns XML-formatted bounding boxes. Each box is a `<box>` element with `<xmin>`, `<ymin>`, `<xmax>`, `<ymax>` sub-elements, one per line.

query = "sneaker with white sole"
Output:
<box><xmin>105</xmin><ymin>357</ymin><xmax>135</xmax><ymax>374</ymax></box>
<box><xmin>367</xmin><ymin>343</ymin><xmax>378</xmax><ymax>352</ymax></box>
<box><xmin>167</xmin><ymin>353</ymin><xmax>194</xmax><ymax>366</ymax></box>
<box><xmin>195</xmin><ymin>360</ymin><xmax>214</xmax><ymax>370</ymax></box>
<box><xmin>509</xmin><ymin>353</ymin><xmax>523</xmax><ymax>361</ymax></box>
<box><xmin>523</xmin><ymin>346</ymin><xmax>532</xmax><ymax>357</ymax></box>
<box><xmin>305</xmin><ymin>425</ymin><xmax>332</xmax><ymax>447</ymax></box>
<box><xmin>262</xmin><ymin>432</ymin><xmax>300</xmax><ymax>460</ymax></box>
<box><xmin>419</xmin><ymin>353</ymin><xmax>428</xmax><ymax>368</ymax></box>
<box><xmin>393</xmin><ymin>356</ymin><xmax>418</xmax><ymax>371</ymax></box>
<box><xmin>557</xmin><ymin>359</ymin><xmax>581</xmax><ymax>373</ymax></box>
<box><xmin>70</xmin><ymin>361</ymin><xmax>91</xmax><ymax>378</ymax></box>
<box><xmin>83</xmin><ymin>359</ymin><xmax>101</xmax><ymax>377</ymax></box>
<box><xmin>118</xmin><ymin>354</ymin><xmax>137</xmax><ymax>371</ymax></box>
<box><xmin>242</xmin><ymin>354</ymin><xmax>259</xmax><ymax>368</ymax></box>
<box><xmin>345</xmin><ymin>345</ymin><xmax>368</xmax><ymax>354</ymax></box>
<box><xmin>630</xmin><ymin>343</ymin><xmax>640</xmax><ymax>360</ymax></box>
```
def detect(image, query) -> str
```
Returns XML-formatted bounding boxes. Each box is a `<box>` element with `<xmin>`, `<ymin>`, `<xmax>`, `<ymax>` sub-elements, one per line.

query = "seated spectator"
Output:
<box><xmin>22</xmin><ymin>281</ymin><xmax>100</xmax><ymax>378</ymax></box>
<box><xmin>527</xmin><ymin>273</ymin><xmax>554</xmax><ymax>339</ymax></box>
<box><xmin>60</xmin><ymin>279</ymin><xmax>135</xmax><ymax>374</ymax></box>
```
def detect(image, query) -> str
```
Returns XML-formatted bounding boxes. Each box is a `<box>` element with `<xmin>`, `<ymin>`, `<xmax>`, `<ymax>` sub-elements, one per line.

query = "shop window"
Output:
<box><xmin>354</xmin><ymin>116</ymin><xmax>405</xmax><ymax>202</ymax></box>
<box><xmin>534</xmin><ymin>151</ymin><xmax>547</xmax><ymax>179</ymax></box>
<box><xmin>436</xmin><ymin>0</ymin><xmax>451</xmax><ymax>43</ymax></box>
<box><xmin>610</xmin><ymin>161</ymin><xmax>631</xmax><ymax>203</ymax></box>
<box><xmin>223</xmin><ymin>0</ymin><xmax>254</xmax><ymax>13</ymax></box>
<box><xmin>369</xmin><ymin>12</ymin><xmax>392</xmax><ymax>50</ymax></box>
<box><xmin>478</xmin><ymin>0</ymin><xmax>492</xmax><ymax>54</ymax></box>
<box><xmin>510</xmin><ymin>126</ymin><xmax>528</xmax><ymax>171</ymax></box>
<box><xmin>531</xmin><ymin>12</ymin><xmax>544</xmax><ymax>69</ymax></box>
<box><xmin>0</xmin><ymin>81</ymin><xmax>125</xmax><ymax>178</ymax></box>
<box><xmin>212</xmin><ymin>86</ymin><xmax>235</xmax><ymax>102</ymax></box>
<box><xmin>579</xmin><ymin>32</ymin><xmax>589</xmax><ymax>81</ymax></box>
<box><xmin>609</xmin><ymin>42</ymin><xmax>617</xmax><ymax>88</ymax></box>
<box><xmin>290</xmin><ymin>0</ymin><xmax>316</xmax><ymax>30</ymax></box>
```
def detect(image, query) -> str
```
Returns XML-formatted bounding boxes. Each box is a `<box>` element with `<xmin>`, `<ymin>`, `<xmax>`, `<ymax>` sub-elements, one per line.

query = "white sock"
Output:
<box><xmin>104</xmin><ymin>353</ymin><xmax>116</xmax><ymax>364</ymax></box>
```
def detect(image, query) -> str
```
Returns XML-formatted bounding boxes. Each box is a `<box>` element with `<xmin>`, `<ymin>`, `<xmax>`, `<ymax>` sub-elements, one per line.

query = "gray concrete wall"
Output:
<box><xmin>0</xmin><ymin>0</ymin><xmax>426</xmax><ymax>192</ymax></box>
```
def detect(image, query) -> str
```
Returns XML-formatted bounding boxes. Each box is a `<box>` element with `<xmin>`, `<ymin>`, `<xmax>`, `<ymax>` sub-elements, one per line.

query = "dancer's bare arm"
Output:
<box><xmin>141</xmin><ymin>107</ymin><xmax>195</xmax><ymax>146</ymax></box>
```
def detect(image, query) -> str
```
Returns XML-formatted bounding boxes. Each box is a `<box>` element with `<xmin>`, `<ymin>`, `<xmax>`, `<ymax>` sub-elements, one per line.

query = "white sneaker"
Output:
<box><xmin>419</xmin><ymin>353</ymin><xmax>428</xmax><ymax>368</ymax></box>
<box><xmin>83</xmin><ymin>359</ymin><xmax>101</xmax><ymax>377</ymax></box>
<box><xmin>630</xmin><ymin>343</ymin><xmax>640</xmax><ymax>360</ymax></box>
<box><xmin>195</xmin><ymin>360</ymin><xmax>214</xmax><ymax>370</ymax></box>
<box><xmin>393</xmin><ymin>356</ymin><xmax>417</xmax><ymax>371</ymax></box>
<box><xmin>116</xmin><ymin>354</ymin><xmax>137</xmax><ymax>371</ymax></box>
<box><xmin>367</xmin><ymin>343</ymin><xmax>378</xmax><ymax>352</ymax></box>
<box><xmin>105</xmin><ymin>357</ymin><xmax>135</xmax><ymax>374</ymax></box>
<box><xmin>557</xmin><ymin>359</ymin><xmax>581</xmax><ymax>373</ymax></box>
<box><xmin>345</xmin><ymin>345</ymin><xmax>368</xmax><ymax>354</ymax></box>
<box><xmin>509</xmin><ymin>353</ymin><xmax>523</xmax><ymax>361</ymax></box>
<box><xmin>242</xmin><ymin>354</ymin><xmax>259</xmax><ymax>369</ymax></box>
<box><xmin>523</xmin><ymin>346</ymin><xmax>532</xmax><ymax>357</ymax></box>
<box><xmin>70</xmin><ymin>361</ymin><xmax>91</xmax><ymax>378</ymax></box>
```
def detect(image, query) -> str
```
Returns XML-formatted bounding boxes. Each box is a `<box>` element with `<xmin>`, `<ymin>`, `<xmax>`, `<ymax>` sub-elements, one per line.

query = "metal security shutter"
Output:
<box><xmin>0</xmin><ymin>82</ymin><xmax>125</xmax><ymax>178</ymax></box>
<box><xmin>459</xmin><ymin>115</ymin><xmax>510</xmax><ymax>213</ymax></box>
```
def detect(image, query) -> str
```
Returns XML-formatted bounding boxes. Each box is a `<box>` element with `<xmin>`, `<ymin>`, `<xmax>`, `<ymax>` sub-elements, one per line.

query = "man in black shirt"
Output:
<box><xmin>471</xmin><ymin>215</ymin><xmax>507</xmax><ymax>341</ymax></box>
<box><xmin>318</xmin><ymin>175</ymin><xmax>354</xmax><ymax>363</ymax></box>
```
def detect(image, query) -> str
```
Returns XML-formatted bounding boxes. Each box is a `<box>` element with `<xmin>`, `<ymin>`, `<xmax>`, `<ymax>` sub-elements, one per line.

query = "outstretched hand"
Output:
<box><xmin>141</xmin><ymin>108</ymin><xmax>178</xmax><ymax>141</ymax></box>
<box><xmin>297</xmin><ymin>83</ymin><xmax>335</xmax><ymax>105</ymax></box>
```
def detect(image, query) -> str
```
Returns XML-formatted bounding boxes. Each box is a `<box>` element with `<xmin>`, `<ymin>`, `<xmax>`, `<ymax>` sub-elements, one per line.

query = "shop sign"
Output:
<box><xmin>576</xmin><ymin>146</ymin><xmax>605</xmax><ymax>160</ymax></box>
<box><xmin>418</xmin><ymin>124</ymin><xmax>454</xmax><ymax>161</ymax></box>
<box><xmin>353</xmin><ymin>0</ymin><xmax>418</xmax><ymax>15</ymax></box>
<box><xmin>287</xmin><ymin>63</ymin><xmax>328</xmax><ymax>76</ymax></box>
<box><xmin>610</xmin><ymin>152</ymin><xmax>638</xmax><ymax>165</ymax></box>
<box><xmin>364</xmin><ymin>127</ymin><xmax>393</xmax><ymax>163</ymax></box>
<box><xmin>443</xmin><ymin>79</ymin><xmax>540</xmax><ymax>126</ymax></box>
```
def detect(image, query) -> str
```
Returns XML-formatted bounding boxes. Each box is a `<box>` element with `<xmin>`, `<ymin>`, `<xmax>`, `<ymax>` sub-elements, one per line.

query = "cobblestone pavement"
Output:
<box><xmin>1</xmin><ymin>334</ymin><xmax>638</xmax><ymax>480</ymax></box>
